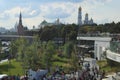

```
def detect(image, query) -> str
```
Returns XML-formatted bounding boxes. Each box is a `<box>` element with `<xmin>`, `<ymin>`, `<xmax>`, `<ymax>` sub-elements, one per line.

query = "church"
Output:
<box><xmin>17</xmin><ymin>12</ymin><xmax>38</xmax><ymax>36</ymax></box>
<box><xmin>78</xmin><ymin>7</ymin><xmax>94</xmax><ymax>26</ymax></box>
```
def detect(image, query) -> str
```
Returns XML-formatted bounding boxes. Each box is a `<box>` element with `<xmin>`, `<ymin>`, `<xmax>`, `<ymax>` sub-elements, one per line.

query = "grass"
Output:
<box><xmin>97</xmin><ymin>60</ymin><xmax>120</xmax><ymax>75</ymax></box>
<box><xmin>0</xmin><ymin>54</ymin><xmax>75</xmax><ymax>75</ymax></box>
<box><xmin>53</xmin><ymin>54</ymin><xmax>69</xmax><ymax>63</ymax></box>
<box><xmin>52</xmin><ymin>54</ymin><xmax>70</xmax><ymax>66</ymax></box>
<box><xmin>52</xmin><ymin>54</ymin><xmax>73</xmax><ymax>73</ymax></box>
<box><xmin>0</xmin><ymin>59</ymin><xmax>24</xmax><ymax>76</ymax></box>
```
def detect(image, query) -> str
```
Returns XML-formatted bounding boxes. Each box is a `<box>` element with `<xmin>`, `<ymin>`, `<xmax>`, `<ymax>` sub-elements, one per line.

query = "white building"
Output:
<box><xmin>78</xmin><ymin>7</ymin><xmax>82</xmax><ymax>26</ymax></box>
<box><xmin>39</xmin><ymin>19</ymin><xmax>62</xmax><ymax>28</ymax></box>
<box><xmin>77</xmin><ymin>36</ymin><xmax>112</xmax><ymax>60</ymax></box>
<box><xmin>78</xmin><ymin>6</ymin><xmax>94</xmax><ymax>26</ymax></box>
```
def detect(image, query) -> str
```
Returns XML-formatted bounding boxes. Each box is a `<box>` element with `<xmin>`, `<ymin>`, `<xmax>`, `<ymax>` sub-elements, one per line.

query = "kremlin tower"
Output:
<box><xmin>17</xmin><ymin>12</ymin><xmax>24</xmax><ymax>35</ymax></box>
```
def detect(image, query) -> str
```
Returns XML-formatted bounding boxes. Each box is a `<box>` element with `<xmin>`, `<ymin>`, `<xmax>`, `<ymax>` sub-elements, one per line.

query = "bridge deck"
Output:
<box><xmin>0</xmin><ymin>35</ymin><xmax>34</xmax><ymax>41</ymax></box>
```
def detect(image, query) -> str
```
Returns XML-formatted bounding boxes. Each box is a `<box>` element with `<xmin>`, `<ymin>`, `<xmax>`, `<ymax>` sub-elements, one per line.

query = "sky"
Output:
<box><xmin>0</xmin><ymin>0</ymin><xmax>120</xmax><ymax>29</ymax></box>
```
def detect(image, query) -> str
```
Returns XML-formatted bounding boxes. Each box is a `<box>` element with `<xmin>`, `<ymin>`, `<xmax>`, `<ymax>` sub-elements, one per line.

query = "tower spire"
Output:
<box><xmin>17</xmin><ymin>11</ymin><xmax>24</xmax><ymax>35</ymax></box>
<box><xmin>19</xmin><ymin>11</ymin><xmax>22</xmax><ymax>25</ymax></box>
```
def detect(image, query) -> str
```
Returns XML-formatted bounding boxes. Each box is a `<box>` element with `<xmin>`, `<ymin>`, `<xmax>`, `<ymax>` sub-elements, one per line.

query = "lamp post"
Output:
<box><xmin>8</xmin><ymin>53</ymin><xmax>11</xmax><ymax>76</ymax></box>
<box><xmin>117</xmin><ymin>48</ymin><xmax>118</xmax><ymax>53</ymax></box>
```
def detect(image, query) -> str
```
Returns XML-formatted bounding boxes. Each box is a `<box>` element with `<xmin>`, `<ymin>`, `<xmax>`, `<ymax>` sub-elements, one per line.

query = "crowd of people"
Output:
<box><xmin>1</xmin><ymin>59</ymin><xmax>107</xmax><ymax>80</ymax></box>
<box><xmin>0</xmin><ymin>70</ymin><xmax>106</xmax><ymax>80</ymax></box>
<box><xmin>77</xmin><ymin>60</ymin><xmax>106</xmax><ymax>80</ymax></box>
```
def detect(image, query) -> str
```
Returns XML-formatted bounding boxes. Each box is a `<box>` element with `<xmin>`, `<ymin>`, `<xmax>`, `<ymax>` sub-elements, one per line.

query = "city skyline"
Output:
<box><xmin>0</xmin><ymin>0</ymin><xmax>120</xmax><ymax>29</ymax></box>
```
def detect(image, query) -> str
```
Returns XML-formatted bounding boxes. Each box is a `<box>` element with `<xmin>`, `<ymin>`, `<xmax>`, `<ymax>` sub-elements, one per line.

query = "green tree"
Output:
<box><xmin>61</xmin><ymin>24</ymin><xmax>78</xmax><ymax>42</ymax></box>
<box><xmin>9</xmin><ymin>40</ymin><xmax>19</xmax><ymax>59</ymax></box>
<box><xmin>16</xmin><ymin>38</ymin><xmax>28</xmax><ymax>61</ymax></box>
<box><xmin>63</xmin><ymin>41</ymin><xmax>74</xmax><ymax>58</ymax></box>
<box><xmin>70</xmin><ymin>45</ymin><xmax>79</xmax><ymax>71</ymax></box>
<box><xmin>39</xmin><ymin>26</ymin><xmax>58</xmax><ymax>41</ymax></box>
<box><xmin>23</xmin><ymin>36</ymin><xmax>45</xmax><ymax>70</ymax></box>
<box><xmin>24</xmin><ymin>42</ymin><xmax>41</xmax><ymax>70</ymax></box>
<box><xmin>0</xmin><ymin>40</ymin><xmax>1</xmax><ymax>53</ymax></box>
<box><xmin>43</xmin><ymin>41</ymin><xmax>56</xmax><ymax>71</ymax></box>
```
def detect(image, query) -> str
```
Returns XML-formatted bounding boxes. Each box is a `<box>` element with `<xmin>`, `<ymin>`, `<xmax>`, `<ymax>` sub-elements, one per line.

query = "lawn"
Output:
<box><xmin>97</xmin><ymin>60</ymin><xmax>120</xmax><ymax>75</ymax></box>
<box><xmin>0</xmin><ymin>59</ymin><xmax>24</xmax><ymax>76</ymax></box>
<box><xmin>0</xmin><ymin>54</ymin><xmax>75</xmax><ymax>75</ymax></box>
<box><xmin>52</xmin><ymin>54</ymin><xmax>73</xmax><ymax>73</ymax></box>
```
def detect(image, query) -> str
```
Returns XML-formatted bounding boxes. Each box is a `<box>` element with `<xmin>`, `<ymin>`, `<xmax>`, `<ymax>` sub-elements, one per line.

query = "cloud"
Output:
<box><xmin>0</xmin><ymin>0</ymin><xmax>119</xmax><ymax>29</ymax></box>
<box><xmin>39</xmin><ymin>2</ymin><xmax>75</xmax><ymax>19</ymax></box>
<box><xmin>0</xmin><ymin>12</ymin><xmax>10</xmax><ymax>20</ymax></box>
<box><xmin>14</xmin><ymin>6</ymin><xmax>40</xmax><ymax>18</ymax></box>
<box><xmin>0</xmin><ymin>6</ymin><xmax>40</xmax><ymax>20</ymax></box>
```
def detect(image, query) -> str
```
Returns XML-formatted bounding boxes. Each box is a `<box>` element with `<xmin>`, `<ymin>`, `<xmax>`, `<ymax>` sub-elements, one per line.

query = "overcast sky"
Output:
<box><xmin>0</xmin><ymin>0</ymin><xmax>120</xmax><ymax>29</ymax></box>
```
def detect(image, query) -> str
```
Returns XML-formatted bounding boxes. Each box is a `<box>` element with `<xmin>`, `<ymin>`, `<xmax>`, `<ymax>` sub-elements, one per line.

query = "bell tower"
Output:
<box><xmin>78</xmin><ymin>7</ymin><xmax>82</xmax><ymax>26</ymax></box>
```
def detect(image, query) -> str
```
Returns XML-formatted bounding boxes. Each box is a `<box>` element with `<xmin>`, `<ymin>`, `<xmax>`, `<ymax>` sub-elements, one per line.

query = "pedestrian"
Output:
<box><xmin>96</xmin><ymin>57</ymin><xmax>98</xmax><ymax>60</ymax></box>
<box><xmin>102</xmin><ymin>70</ymin><xmax>105</xmax><ymax>78</ymax></box>
<box><xmin>95</xmin><ymin>67</ymin><xmax>99</xmax><ymax>77</ymax></box>
<box><xmin>33</xmin><ymin>78</ymin><xmax>36</xmax><ymax>80</ymax></box>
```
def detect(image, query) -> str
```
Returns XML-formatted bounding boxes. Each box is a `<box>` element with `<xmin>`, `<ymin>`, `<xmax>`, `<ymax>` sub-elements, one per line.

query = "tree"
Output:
<box><xmin>9</xmin><ymin>40</ymin><xmax>19</xmax><ymax>59</ymax></box>
<box><xmin>24</xmin><ymin>42</ymin><xmax>41</xmax><ymax>70</ymax></box>
<box><xmin>0</xmin><ymin>40</ymin><xmax>1</xmax><ymax>53</ymax></box>
<box><xmin>70</xmin><ymin>45</ymin><xmax>79</xmax><ymax>71</ymax></box>
<box><xmin>42</xmin><ymin>41</ymin><xmax>56</xmax><ymax>72</ymax></box>
<box><xmin>39</xmin><ymin>24</ymin><xmax>78</xmax><ymax>42</ymax></box>
<box><xmin>63</xmin><ymin>41</ymin><xmax>74</xmax><ymax>58</ymax></box>
<box><xmin>39</xmin><ymin>26</ymin><xmax>58</xmax><ymax>41</ymax></box>
<box><xmin>23</xmin><ymin>36</ymin><xmax>45</xmax><ymax>70</ymax></box>
<box><xmin>16</xmin><ymin>38</ymin><xmax>28</xmax><ymax>61</ymax></box>
<box><xmin>61</xmin><ymin>24</ymin><xmax>78</xmax><ymax>42</ymax></box>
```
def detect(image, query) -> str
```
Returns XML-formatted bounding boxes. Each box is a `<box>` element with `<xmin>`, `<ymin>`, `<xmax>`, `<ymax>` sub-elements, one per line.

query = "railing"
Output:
<box><xmin>106</xmin><ymin>50</ymin><xmax>120</xmax><ymax>63</ymax></box>
<box><xmin>77</xmin><ymin>33</ymin><xmax>120</xmax><ymax>37</ymax></box>
<box><xmin>109</xmin><ymin>41</ymin><xmax>120</xmax><ymax>53</ymax></box>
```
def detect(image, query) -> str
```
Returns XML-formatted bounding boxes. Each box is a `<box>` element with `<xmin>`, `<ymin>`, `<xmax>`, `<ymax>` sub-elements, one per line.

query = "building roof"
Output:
<box><xmin>41</xmin><ymin>20</ymin><xmax>48</xmax><ymax>25</ymax></box>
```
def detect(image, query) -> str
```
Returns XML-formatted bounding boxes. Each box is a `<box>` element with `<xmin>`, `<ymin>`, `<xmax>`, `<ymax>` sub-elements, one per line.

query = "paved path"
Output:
<box><xmin>75</xmin><ymin>58</ymin><xmax>101</xmax><ymax>80</ymax></box>
<box><xmin>0</xmin><ymin>59</ymin><xmax>8</xmax><ymax>64</ymax></box>
<box><xmin>81</xmin><ymin>58</ymin><xmax>120</xmax><ymax>80</ymax></box>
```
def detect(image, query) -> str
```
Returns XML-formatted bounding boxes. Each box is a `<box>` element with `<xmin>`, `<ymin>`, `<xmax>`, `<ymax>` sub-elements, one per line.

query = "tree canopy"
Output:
<box><xmin>39</xmin><ymin>24</ymin><xmax>79</xmax><ymax>42</ymax></box>
<box><xmin>79</xmin><ymin>22</ymin><xmax>120</xmax><ymax>33</ymax></box>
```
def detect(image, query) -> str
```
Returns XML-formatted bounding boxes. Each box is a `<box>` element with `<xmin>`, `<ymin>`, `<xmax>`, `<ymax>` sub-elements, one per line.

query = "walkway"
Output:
<box><xmin>0</xmin><ymin>59</ymin><xmax>8</xmax><ymax>64</ymax></box>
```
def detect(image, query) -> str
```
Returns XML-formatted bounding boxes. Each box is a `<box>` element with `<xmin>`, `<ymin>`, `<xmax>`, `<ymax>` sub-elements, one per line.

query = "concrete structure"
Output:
<box><xmin>0</xmin><ymin>35</ymin><xmax>33</xmax><ymax>41</ymax></box>
<box><xmin>77</xmin><ymin>36</ymin><xmax>112</xmax><ymax>60</ymax></box>
<box><xmin>106</xmin><ymin>50</ymin><xmax>120</xmax><ymax>63</ymax></box>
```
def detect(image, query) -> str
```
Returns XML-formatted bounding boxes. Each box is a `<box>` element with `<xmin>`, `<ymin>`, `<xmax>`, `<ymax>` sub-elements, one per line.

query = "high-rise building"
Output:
<box><xmin>17</xmin><ymin>12</ymin><xmax>24</xmax><ymax>35</ymax></box>
<box><xmin>78</xmin><ymin>7</ymin><xmax>82</xmax><ymax>26</ymax></box>
<box><xmin>14</xmin><ymin>22</ymin><xmax>18</xmax><ymax>32</ymax></box>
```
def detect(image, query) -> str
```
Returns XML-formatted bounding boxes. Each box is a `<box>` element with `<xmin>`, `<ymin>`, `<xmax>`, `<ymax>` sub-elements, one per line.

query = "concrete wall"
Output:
<box><xmin>106</xmin><ymin>50</ymin><xmax>120</xmax><ymax>63</ymax></box>
<box><xmin>77</xmin><ymin>37</ymin><xmax>112</xmax><ymax>60</ymax></box>
<box><xmin>94</xmin><ymin>40</ymin><xmax>110</xmax><ymax>60</ymax></box>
